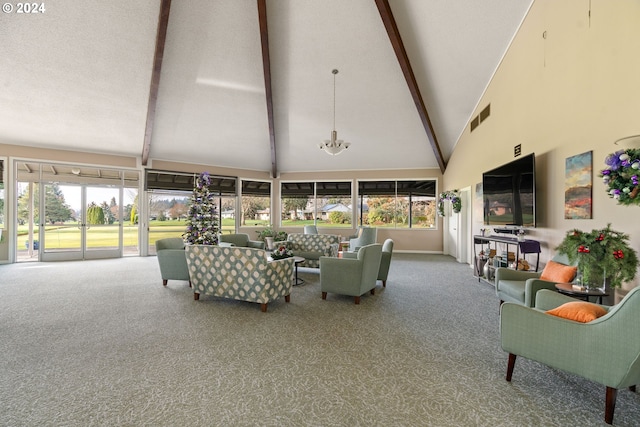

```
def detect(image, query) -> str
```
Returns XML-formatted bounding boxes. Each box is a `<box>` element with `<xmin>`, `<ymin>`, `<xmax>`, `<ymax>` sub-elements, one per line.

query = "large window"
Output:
<box><xmin>145</xmin><ymin>170</ymin><xmax>236</xmax><ymax>251</ymax></box>
<box><xmin>281</xmin><ymin>181</ymin><xmax>352</xmax><ymax>229</ymax></box>
<box><xmin>357</xmin><ymin>180</ymin><xmax>436</xmax><ymax>229</ymax></box>
<box><xmin>240</xmin><ymin>180</ymin><xmax>271</xmax><ymax>227</ymax></box>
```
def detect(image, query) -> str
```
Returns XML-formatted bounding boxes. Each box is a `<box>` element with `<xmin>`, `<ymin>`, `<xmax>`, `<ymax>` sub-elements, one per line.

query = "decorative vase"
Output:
<box><xmin>265</xmin><ymin>237</ymin><xmax>274</xmax><ymax>250</ymax></box>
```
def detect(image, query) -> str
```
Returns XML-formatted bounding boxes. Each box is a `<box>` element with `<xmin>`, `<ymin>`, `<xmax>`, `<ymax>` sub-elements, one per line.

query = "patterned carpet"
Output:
<box><xmin>0</xmin><ymin>254</ymin><xmax>638</xmax><ymax>426</ymax></box>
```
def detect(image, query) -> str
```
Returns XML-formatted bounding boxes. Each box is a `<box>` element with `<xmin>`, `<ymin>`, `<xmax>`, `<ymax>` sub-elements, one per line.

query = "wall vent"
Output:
<box><xmin>480</xmin><ymin>104</ymin><xmax>491</xmax><ymax>122</ymax></box>
<box><xmin>470</xmin><ymin>103</ymin><xmax>490</xmax><ymax>132</ymax></box>
<box><xmin>470</xmin><ymin>116</ymin><xmax>480</xmax><ymax>132</ymax></box>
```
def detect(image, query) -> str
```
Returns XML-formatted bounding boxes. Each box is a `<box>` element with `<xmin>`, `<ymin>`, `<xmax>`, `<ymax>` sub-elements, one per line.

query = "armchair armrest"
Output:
<box><xmin>523</xmin><ymin>278</ymin><xmax>561</xmax><ymax>307</ymax></box>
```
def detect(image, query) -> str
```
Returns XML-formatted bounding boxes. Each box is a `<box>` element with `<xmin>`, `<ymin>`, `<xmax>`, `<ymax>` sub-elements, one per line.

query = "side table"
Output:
<box><xmin>293</xmin><ymin>256</ymin><xmax>305</xmax><ymax>286</ymax></box>
<box><xmin>555</xmin><ymin>283</ymin><xmax>609</xmax><ymax>304</ymax></box>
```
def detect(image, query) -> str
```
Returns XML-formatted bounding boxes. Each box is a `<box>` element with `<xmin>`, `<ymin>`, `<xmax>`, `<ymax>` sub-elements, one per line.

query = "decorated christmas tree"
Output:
<box><xmin>183</xmin><ymin>172</ymin><xmax>219</xmax><ymax>245</ymax></box>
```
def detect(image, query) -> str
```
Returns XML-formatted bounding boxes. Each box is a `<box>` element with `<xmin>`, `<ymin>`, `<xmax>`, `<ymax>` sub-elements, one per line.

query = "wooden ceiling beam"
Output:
<box><xmin>141</xmin><ymin>0</ymin><xmax>172</xmax><ymax>166</ymax></box>
<box><xmin>257</xmin><ymin>0</ymin><xmax>278</xmax><ymax>178</ymax></box>
<box><xmin>375</xmin><ymin>0</ymin><xmax>446</xmax><ymax>173</ymax></box>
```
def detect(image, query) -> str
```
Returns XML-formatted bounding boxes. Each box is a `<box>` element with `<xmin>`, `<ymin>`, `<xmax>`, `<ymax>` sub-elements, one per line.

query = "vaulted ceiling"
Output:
<box><xmin>0</xmin><ymin>0</ymin><xmax>533</xmax><ymax>176</ymax></box>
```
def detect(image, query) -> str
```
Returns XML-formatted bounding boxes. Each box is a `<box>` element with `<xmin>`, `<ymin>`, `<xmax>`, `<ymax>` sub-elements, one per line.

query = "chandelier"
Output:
<box><xmin>319</xmin><ymin>69</ymin><xmax>351</xmax><ymax>155</ymax></box>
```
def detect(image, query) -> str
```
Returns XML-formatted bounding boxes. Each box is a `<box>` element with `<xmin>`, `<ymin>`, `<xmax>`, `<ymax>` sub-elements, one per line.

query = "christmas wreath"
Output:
<box><xmin>599</xmin><ymin>148</ymin><xmax>640</xmax><ymax>206</ymax></box>
<box><xmin>437</xmin><ymin>190</ymin><xmax>461</xmax><ymax>216</ymax></box>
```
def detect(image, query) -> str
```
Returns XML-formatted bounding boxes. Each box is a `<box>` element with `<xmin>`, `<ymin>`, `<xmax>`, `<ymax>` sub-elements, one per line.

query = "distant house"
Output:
<box><xmin>319</xmin><ymin>203</ymin><xmax>351</xmax><ymax>220</ymax></box>
<box><xmin>255</xmin><ymin>208</ymin><xmax>270</xmax><ymax>221</ymax></box>
<box><xmin>221</xmin><ymin>209</ymin><xmax>234</xmax><ymax>219</ymax></box>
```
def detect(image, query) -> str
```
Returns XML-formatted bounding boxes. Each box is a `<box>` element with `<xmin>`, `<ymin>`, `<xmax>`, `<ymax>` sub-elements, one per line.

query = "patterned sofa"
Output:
<box><xmin>279</xmin><ymin>233</ymin><xmax>340</xmax><ymax>268</ymax></box>
<box><xmin>185</xmin><ymin>245</ymin><xmax>294</xmax><ymax>312</ymax></box>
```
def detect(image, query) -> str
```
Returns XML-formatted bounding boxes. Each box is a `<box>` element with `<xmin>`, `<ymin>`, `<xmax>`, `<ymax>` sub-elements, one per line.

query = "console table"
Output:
<box><xmin>473</xmin><ymin>235</ymin><xmax>541</xmax><ymax>284</ymax></box>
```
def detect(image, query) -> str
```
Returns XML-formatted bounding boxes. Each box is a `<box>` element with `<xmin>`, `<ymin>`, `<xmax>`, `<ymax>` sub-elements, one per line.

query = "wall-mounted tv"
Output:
<box><xmin>482</xmin><ymin>153</ymin><xmax>536</xmax><ymax>227</ymax></box>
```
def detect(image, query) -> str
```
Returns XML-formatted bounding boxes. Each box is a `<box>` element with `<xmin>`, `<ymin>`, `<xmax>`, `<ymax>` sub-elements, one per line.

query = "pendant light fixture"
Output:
<box><xmin>319</xmin><ymin>69</ymin><xmax>351</xmax><ymax>155</ymax></box>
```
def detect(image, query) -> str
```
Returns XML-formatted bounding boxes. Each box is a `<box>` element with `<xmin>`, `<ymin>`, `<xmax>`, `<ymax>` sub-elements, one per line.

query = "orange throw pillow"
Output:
<box><xmin>539</xmin><ymin>260</ymin><xmax>577</xmax><ymax>283</ymax></box>
<box><xmin>546</xmin><ymin>301</ymin><xmax>608</xmax><ymax>323</ymax></box>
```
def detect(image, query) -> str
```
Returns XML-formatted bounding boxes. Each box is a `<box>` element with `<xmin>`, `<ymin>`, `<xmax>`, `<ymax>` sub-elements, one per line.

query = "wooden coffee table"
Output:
<box><xmin>555</xmin><ymin>282</ymin><xmax>609</xmax><ymax>304</ymax></box>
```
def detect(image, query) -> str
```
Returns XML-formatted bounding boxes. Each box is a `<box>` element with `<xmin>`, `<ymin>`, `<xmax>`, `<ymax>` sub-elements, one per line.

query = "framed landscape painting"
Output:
<box><xmin>564</xmin><ymin>151</ymin><xmax>592</xmax><ymax>219</ymax></box>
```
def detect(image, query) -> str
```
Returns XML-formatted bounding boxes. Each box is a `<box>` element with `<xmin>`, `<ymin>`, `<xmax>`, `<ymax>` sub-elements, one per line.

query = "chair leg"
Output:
<box><xmin>261</xmin><ymin>303</ymin><xmax>268</xmax><ymax>313</ymax></box>
<box><xmin>188</xmin><ymin>281</ymin><xmax>192</xmax><ymax>288</ymax></box>
<box><xmin>285</xmin><ymin>295</ymin><xmax>291</xmax><ymax>303</ymax></box>
<box><xmin>382</xmin><ymin>280</ymin><xmax>386</xmax><ymax>287</ymax></box>
<box><xmin>630</xmin><ymin>385</ymin><xmax>637</xmax><ymax>392</ymax></box>
<box><xmin>370</xmin><ymin>288</ymin><xmax>375</xmax><ymax>295</ymax></box>
<box><xmin>354</xmin><ymin>296</ymin><xmax>360</xmax><ymax>304</ymax></box>
<box><xmin>605</xmin><ymin>387</ymin><xmax>617</xmax><ymax>425</ymax></box>
<box><xmin>162</xmin><ymin>279</ymin><xmax>168</xmax><ymax>286</ymax></box>
<box><xmin>194</xmin><ymin>292</ymin><xmax>199</xmax><ymax>301</ymax></box>
<box><xmin>506</xmin><ymin>353</ymin><xmax>516</xmax><ymax>382</ymax></box>
<box><xmin>322</xmin><ymin>292</ymin><xmax>327</xmax><ymax>300</ymax></box>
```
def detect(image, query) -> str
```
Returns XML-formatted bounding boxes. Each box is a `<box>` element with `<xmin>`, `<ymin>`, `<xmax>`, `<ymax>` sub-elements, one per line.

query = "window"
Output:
<box><xmin>145</xmin><ymin>170</ymin><xmax>237</xmax><ymax>247</ymax></box>
<box><xmin>241</xmin><ymin>180</ymin><xmax>271</xmax><ymax>227</ymax></box>
<box><xmin>281</xmin><ymin>181</ymin><xmax>352</xmax><ymax>229</ymax></box>
<box><xmin>357</xmin><ymin>180</ymin><xmax>436</xmax><ymax>228</ymax></box>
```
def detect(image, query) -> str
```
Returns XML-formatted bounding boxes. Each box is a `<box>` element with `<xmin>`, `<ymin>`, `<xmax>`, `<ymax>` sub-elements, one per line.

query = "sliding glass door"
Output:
<box><xmin>16</xmin><ymin>161</ymin><xmax>140</xmax><ymax>262</ymax></box>
<box><xmin>40</xmin><ymin>184</ymin><xmax>122</xmax><ymax>261</ymax></box>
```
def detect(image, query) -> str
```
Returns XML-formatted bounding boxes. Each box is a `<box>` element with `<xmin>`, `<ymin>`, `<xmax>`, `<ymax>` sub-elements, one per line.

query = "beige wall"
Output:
<box><xmin>443</xmin><ymin>0</ymin><xmax>640</xmax><ymax>291</ymax></box>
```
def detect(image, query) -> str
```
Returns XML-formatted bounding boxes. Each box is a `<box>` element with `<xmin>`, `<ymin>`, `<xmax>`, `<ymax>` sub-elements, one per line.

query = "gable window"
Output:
<box><xmin>357</xmin><ymin>180</ymin><xmax>436</xmax><ymax>229</ymax></box>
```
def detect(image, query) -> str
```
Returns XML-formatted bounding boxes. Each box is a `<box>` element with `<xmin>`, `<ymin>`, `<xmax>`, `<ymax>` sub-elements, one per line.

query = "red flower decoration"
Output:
<box><xmin>596</xmin><ymin>233</ymin><xmax>605</xmax><ymax>241</ymax></box>
<box><xmin>578</xmin><ymin>245</ymin><xmax>590</xmax><ymax>253</ymax></box>
<box><xmin>614</xmin><ymin>250</ymin><xmax>624</xmax><ymax>259</ymax></box>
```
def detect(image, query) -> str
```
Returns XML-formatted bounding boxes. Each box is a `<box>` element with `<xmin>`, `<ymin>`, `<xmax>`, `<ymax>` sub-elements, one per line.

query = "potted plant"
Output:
<box><xmin>256</xmin><ymin>224</ymin><xmax>287</xmax><ymax>250</ymax></box>
<box><xmin>555</xmin><ymin>223</ymin><xmax>638</xmax><ymax>290</ymax></box>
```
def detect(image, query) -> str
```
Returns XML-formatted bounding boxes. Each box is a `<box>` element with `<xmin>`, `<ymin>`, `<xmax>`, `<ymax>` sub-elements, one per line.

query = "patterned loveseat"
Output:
<box><xmin>279</xmin><ymin>233</ymin><xmax>340</xmax><ymax>268</ymax></box>
<box><xmin>185</xmin><ymin>245</ymin><xmax>294</xmax><ymax>312</ymax></box>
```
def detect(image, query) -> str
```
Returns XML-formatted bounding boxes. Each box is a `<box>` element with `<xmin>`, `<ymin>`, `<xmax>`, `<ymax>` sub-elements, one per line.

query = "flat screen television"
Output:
<box><xmin>482</xmin><ymin>153</ymin><xmax>536</xmax><ymax>227</ymax></box>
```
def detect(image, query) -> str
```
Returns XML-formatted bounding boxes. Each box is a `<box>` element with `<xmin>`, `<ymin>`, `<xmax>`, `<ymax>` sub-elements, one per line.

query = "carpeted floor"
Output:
<box><xmin>0</xmin><ymin>254</ymin><xmax>638</xmax><ymax>426</ymax></box>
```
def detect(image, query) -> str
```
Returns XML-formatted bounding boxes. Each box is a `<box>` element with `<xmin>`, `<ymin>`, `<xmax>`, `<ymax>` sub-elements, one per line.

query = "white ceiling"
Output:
<box><xmin>0</xmin><ymin>0</ymin><xmax>533</xmax><ymax>175</ymax></box>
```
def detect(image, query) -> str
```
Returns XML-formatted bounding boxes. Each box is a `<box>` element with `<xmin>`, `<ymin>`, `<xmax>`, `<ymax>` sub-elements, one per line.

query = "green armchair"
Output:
<box><xmin>219</xmin><ymin>233</ymin><xmax>265</xmax><ymax>249</ymax></box>
<box><xmin>320</xmin><ymin>243</ymin><xmax>382</xmax><ymax>304</ymax></box>
<box><xmin>155</xmin><ymin>237</ymin><xmax>190</xmax><ymax>287</ymax></box>
<box><xmin>500</xmin><ymin>287</ymin><xmax>640</xmax><ymax>424</ymax></box>
<box><xmin>378</xmin><ymin>239</ymin><xmax>394</xmax><ymax>287</ymax></box>
<box><xmin>348</xmin><ymin>227</ymin><xmax>377</xmax><ymax>252</ymax></box>
<box><xmin>303</xmin><ymin>225</ymin><xmax>318</xmax><ymax>235</ymax></box>
<box><xmin>342</xmin><ymin>238</ymin><xmax>394</xmax><ymax>287</ymax></box>
<box><xmin>495</xmin><ymin>253</ymin><xmax>575</xmax><ymax>307</ymax></box>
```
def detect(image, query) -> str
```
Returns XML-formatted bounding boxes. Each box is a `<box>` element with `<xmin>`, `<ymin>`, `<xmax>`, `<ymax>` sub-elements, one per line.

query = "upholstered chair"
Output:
<box><xmin>343</xmin><ymin>238</ymin><xmax>394</xmax><ymax>287</ymax></box>
<box><xmin>501</xmin><ymin>287</ymin><xmax>640</xmax><ymax>424</ymax></box>
<box><xmin>155</xmin><ymin>237</ymin><xmax>190</xmax><ymax>287</ymax></box>
<box><xmin>348</xmin><ymin>227</ymin><xmax>377</xmax><ymax>252</ymax></box>
<box><xmin>377</xmin><ymin>239</ymin><xmax>394</xmax><ymax>287</ymax></box>
<box><xmin>218</xmin><ymin>233</ymin><xmax>265</xmax><ymax>249</ymax></box>
<box><xmin>303</xmin><ymin>225</ymin><xmax>318</xmax><ymax>235</ymax></box>
<box><xmin>495</xmin><ymin>253</ymin><xmax>576</xmax><ymax>307</ymax></box>
<box><xmin>320</xmin><ymin>243</ymin><xmax>382</xmax><ymax>304</ymax></box>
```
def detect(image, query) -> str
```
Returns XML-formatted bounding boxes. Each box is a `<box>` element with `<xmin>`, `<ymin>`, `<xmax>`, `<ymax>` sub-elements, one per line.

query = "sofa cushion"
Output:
<box><xmin>546</xmin><ymin>301</ymin><xmax>608</xmax><ymax>323</ymax></box>
<box><xmin>539</xmin><ymin>260</ymin><xmax>577</xmax><ymax>283</ymax></box>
